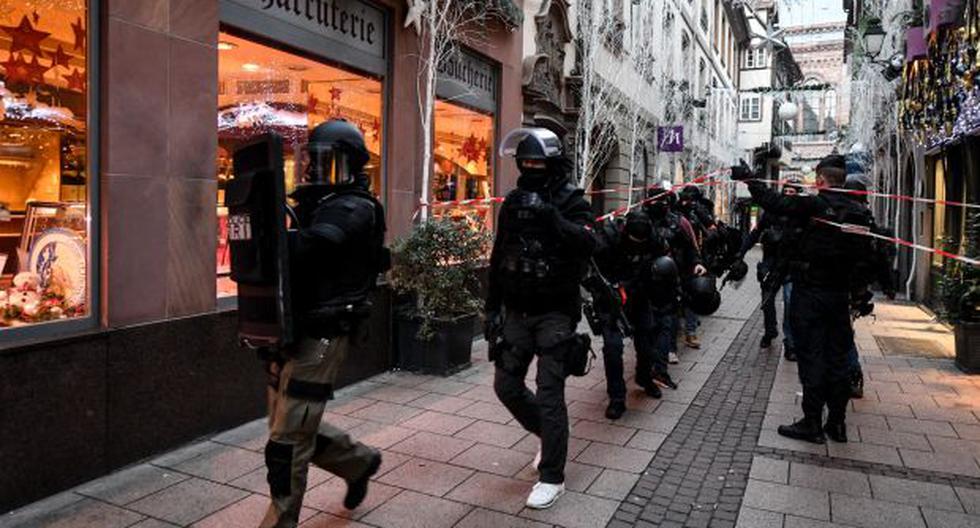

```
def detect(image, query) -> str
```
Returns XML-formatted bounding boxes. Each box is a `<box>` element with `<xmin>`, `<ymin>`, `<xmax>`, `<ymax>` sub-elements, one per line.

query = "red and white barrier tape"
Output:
<box><xmin>745</xmin><ymin>178</ymin><xmax>980</xmax><ymax>211</ymax></box>
<box><xmin>814</xmin><ymin>218</ymin><xmax>980</xmax><ymax>267</ymax></box>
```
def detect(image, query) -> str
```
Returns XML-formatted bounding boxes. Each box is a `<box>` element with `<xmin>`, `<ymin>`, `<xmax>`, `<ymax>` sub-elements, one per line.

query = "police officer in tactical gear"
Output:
<box><xmin>644</xmin><ymin>184</ymin><xmax>707</xmax><ymax>363</ymax></box>
<box><xmin>261</xmin><ymin>119</ymin><xmax>388</xmax><ymax>528</ymax></box>
<box><xmin>739</xmin><ymin>178</ymin><xmax>806</xmax><ymax>357</ymax></box>
<box><xmin>486</xmin><ymin>128</ymin><xmax>596</xmax><ymax>510</ymax></box>
<box><xmin>733</xmin><ymin>154</ymin><xmax>873</xmax><ymax>445</ymax></box>
<box><xmin>842</xmin><ymin>173</ymin><xmax>898</xmax><ymax>398</ymax></box>
<box><xmin>591</xmin><ymin>211</ymin><xmax>673</xmax><ymax>419</ymax></box>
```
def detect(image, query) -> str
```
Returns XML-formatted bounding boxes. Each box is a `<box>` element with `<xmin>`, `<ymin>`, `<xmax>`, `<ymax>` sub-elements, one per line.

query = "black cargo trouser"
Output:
<box><xmin>493</xmin><ymin>311</ymin><xmax>575</xmax><ymax>484</ymax></box>
<box><xmin>788</xmin><ymin>284</ymin><xmax>853</xmax><ymax>426</ymax></box>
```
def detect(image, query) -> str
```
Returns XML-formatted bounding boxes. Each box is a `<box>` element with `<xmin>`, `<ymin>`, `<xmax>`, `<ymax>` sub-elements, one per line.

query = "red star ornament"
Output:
<box><xmin>64</xmin><ymin>67</ymin><xmax>85</xmax><ymax>92</ymax></box>
<box><xmin>1</xmin><ymin>54</ymin><xmax>32</xmax><ymax>84</ymax></box>
<box><xmin>477</xmin><ymin>137</ymin><xmax>488</xmax><ymax>161</ymax></box>
<box><xmin>2</xmin><ymin>15</ymin><xmax>50</xmax><ymax>57</ymax></box>
<box><xmin>329</xmin><ymin>86</ymin><xmax>342</xmax><ymax>101</ymax></box>
<box><xmin>71</xmin><ymin>17</ymin><xmax>85</xmax><ymax>51</ymax></box>
<box><xmin>459</xmin><ymin>134</ymin><xmax>481</xmax><ymax>164</ymax></box>
<box><xmin>372</xmin><ymin>118</ymin><xmax>380</xmax><ymax>137</ymax></box>
<box><xmin>24</xmin><ymin>54</ymin><xmax>49</xmax><ymax>83</ymax></box>
<box><xmin>48</xmin><ymin>44</ymin><xmax>72</xmax><ymax>69</ymax></box>
<box><xmin>307</xmin><ymin>91</ymin><xmax>319</xmax><ymax>113</ymax></box>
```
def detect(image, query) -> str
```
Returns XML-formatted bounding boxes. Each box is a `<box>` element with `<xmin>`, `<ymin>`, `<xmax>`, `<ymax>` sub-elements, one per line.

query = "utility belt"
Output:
<box><xmin>302</xmin><ymin>298</ymin><xmax>372</xmax><ymax>339</ymax></box>
<box><xmin>491</xmin><ymin>330</ymin><xmax>594</xmax><ymax>377</ymax></box>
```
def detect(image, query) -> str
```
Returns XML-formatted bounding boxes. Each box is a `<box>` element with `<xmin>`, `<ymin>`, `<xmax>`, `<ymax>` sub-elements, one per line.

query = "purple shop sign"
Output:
<box><xmin>658</xmin><ymin>126</ymin><xmax>684</xmax><ymax>152</ymax></box>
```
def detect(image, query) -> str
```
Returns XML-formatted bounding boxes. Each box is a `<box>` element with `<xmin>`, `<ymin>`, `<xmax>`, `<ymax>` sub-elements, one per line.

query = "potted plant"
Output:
<box><xmin>939</xmin><ymin>212</ymin><xmax>980</xmax><ymax>373</ymax></box>
<box><xmin>390</xmin><ymin>218</ymin><xmax>491</xmax><ymax>375</ymax></box>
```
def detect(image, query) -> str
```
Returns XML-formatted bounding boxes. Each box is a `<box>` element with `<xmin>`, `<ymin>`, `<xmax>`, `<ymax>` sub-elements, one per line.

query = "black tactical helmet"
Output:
<box><xmin>302</xmin><ymin>119</ymin><xmax>370</xmax><ymax>188</ymax></box>
<box><xmin>726</xmin><ymin>260</ymin><xmax>749</xmax><ymax>283</ymax></box>
<box><xmin>686</xmin><ymin>275</ymin><xmax>722</xmax><ymax>316</ymax></box>
<box><xmin>624</xmin><ymin>211</ymin><xmax>653</xmax><ymax>241</ymax></box>
<box><xmin>651</xmin><ymin>256</ymin><xmax>679</xmax><ymax>283</ymax></box>
<box><xmin>645</xmin><ymin>182</ymin><xmax>676</xmax><ymax>219</ymax></box>
<box><xmin>679</xmin><ymin>185</ymin><xmax>703</xmax><ymax>202</ymax></box>
<box><xmin>500</xmin><ymin>127</ymin><xmax>564</xmax><ymax>183</ymax></box>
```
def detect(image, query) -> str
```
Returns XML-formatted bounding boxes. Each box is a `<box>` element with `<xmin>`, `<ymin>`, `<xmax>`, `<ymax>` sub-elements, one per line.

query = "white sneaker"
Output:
<box><xmin>669</xmin><ymin>352</ymin><xmax>679</xmax><ymax>364</ymax></box>
<box><xmin>532</xmin><ymin>449</ymin><xmax>542</xmax><ymax>472</ymax></box>
<box><xmin>526</xmin><ymin>482</ymin><xmax>565</xmax><ymax>509</ymax></box>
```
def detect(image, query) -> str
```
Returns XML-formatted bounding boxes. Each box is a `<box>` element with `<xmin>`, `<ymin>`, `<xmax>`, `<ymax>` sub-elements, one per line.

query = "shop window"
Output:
<box><xmin>933</xmin><ymin>160</ymin><xmax>946</xmax><ymax>267</ymax></box>
<box><xmin>431</xmin><ymin>100</ymin><xmax>494</xmax><ymax>232</ymax></box>
<box><xmin>216</xmin><ymin>30</ymin><xmax>384</xmax><ymax>298</ymax></box>
<box><xmin>0</xmin><ymin>2</ymin><xmax>91</xmax><ymax>330</ymax></box>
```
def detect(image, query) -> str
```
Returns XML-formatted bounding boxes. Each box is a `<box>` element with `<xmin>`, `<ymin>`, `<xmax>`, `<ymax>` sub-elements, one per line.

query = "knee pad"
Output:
<box><xmin>264</xmin><ymin>440</ymin><xmax>294</xmax><ymax>498</ymax></box>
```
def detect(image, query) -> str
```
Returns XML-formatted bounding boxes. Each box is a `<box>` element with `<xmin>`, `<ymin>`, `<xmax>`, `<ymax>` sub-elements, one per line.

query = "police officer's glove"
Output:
<box><xmin>730</xmin><ymin>160</ymin><xmax>753</xmax><ymax>181</ymax></box>
<box><xmin>483</xmin><ymin>311</ymin><xmax>502</xmax><ymax>341</ymax></box>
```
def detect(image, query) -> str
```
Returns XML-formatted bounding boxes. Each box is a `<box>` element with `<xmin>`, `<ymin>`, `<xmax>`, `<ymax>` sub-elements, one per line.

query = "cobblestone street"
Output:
<box><xmin>4</xmin><ymin>254</ymin><xmax>979</xmax><ymax>528</ymax></box>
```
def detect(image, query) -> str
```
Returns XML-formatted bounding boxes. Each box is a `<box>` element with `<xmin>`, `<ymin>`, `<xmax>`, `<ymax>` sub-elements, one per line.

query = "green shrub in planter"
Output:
<box><xmin>939</xmin><ymin>212</ymin><xmax>980</xmax><ymax>372</ymax></box>
<box><xmin>390</xmin><ymin>219</ymin><xmax>491</xmax><ymax>374</ymax></box>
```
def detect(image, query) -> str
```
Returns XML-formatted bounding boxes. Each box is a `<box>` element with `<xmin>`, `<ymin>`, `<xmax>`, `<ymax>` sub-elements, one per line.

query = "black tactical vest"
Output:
<box><xmin>291</xmin><ymin>188</ymin><xmax>387</xmax><ymax>333</ymax></box>
<box><xmin>794</xmin><ymin>193</ymin><xmax>874</xmax><ymax>290</ymax></box>
<box><xmin>496</xmin><ymin>182</ymin><xmax>589</xmax><ymax>314</ymax></box>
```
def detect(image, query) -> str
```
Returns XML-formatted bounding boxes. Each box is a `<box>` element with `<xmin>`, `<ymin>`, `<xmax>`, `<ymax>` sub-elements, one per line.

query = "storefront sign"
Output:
<box><xmin>658</xmin><ymin>126</ymin><xmax>684</xmax><ymax>152</ymax></box>
<box><xmin>226</xmin><ymin>0</ymin><xmax>385</xmax><ymax>59</ymax></box>
<box><xmin>436</xmin><ymin>47</ymin><xmax>498</xmax><ymax>114</ymax></box>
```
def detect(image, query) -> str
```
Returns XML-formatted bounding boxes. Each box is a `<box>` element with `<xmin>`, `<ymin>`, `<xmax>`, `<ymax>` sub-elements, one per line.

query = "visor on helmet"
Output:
<box><xmin>301</xmin><ymin>144</ymin><xmax>353</xmax><ymax>186</ymax></box>
<box><xmin>499</xmin><ymin>128</ymin><xmax>563</xmax><ymax>159</ymax></box>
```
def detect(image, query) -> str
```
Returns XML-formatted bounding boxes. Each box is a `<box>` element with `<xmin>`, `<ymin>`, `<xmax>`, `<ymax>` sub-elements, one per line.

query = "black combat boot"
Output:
<box><xmin>850</xmin><ymin>370</ymin><xmax>864</xmax><ymax>399</ymax></box>
<box><xmin>760</xmin><ymin>332</ymin><xmax>778</xmax><ymax>349</ymax></box>
<box><xmin>652</xmin><ymin>371</ymin><xmax>678</xmax><ymax>390</ymax></box>
<box><xmin>344</xmin><ymin>450</ymin><xmax>382</xmax><ymax>510</ymax></box>
<box><xmin>777</xmin><ymin>418</ymin><xmax>826</xmax><ymax>444</ymax></box>
<box><xmin>605</xmin><ymin>399</ymin><xmax>626</xmax><ymax>420</ymax></box>
<box><xmin>824</xmin><ymin>422</ymin><xmax>848</xmax><ymax>443</ymax></box>
<box><xmin>784</xmin><ymin>346</ymin><xmax>797</xmax><ymax>362</ymax></box>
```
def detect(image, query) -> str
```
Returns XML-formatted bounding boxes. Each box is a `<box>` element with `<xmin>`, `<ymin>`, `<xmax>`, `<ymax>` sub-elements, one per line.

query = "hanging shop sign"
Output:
<box><xmin>436</xmin><ymin>47</ymin><xmax>499</xmax><ymax>114</ymax></box>
<box><xmin>657</xmin><ymin>126</ymin><xmax>685</xmax><ymax>153</ymax></box>
<box><xmin>221</xmin><ymin>0</ymin><xmax>387</xmax><ymax>76</ymax></box>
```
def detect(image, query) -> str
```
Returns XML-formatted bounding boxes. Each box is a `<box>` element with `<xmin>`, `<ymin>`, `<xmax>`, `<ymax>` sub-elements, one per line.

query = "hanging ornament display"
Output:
<box><xmin>900</xmin><ymin>0</ymin><xmax>980</xmax><ymax>146</ymax></box>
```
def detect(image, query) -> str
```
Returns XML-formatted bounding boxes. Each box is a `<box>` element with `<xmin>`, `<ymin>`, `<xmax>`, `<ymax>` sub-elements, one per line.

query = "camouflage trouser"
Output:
<box><xmin>260</xmin><ymin>332</ymin><xmax>377</xmax><ymax>528</ymax></box>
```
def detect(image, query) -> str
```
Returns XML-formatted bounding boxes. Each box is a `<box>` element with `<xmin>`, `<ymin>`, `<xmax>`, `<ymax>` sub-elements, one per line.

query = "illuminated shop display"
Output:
<box><xmin>0</xmin><ymin>1</ymin><xmax>90</xmax><ymax>328</ymax></box>
<box><xmin>431</xmin><ymin>100</ymin><xmax>495</xmax><ymax>231</ymax></box>
<box><xmin>216</xmin><ymin>30</ymin><xmax>384</xmax><ymax>298</ymax></box>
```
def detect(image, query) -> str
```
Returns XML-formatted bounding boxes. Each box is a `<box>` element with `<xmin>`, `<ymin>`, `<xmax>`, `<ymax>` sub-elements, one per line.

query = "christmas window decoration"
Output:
<box><xmin>431</xmin><ymin>99</ymin><xmax>495</xmax><ymax>232</ymax></box>
<box><xmin>216</xmin><ymin>30</ymin><xmax>385</xmax><ymax>298</ymax></box>
<box><xmin>0</xmin><ymin>1</ymin><xmax>90</xmax><ymax>329</ymax></box>
<box><xmin>900</xmin><ymin>0</ymin><xmax>980</xmax><ymax>147</ymax></box>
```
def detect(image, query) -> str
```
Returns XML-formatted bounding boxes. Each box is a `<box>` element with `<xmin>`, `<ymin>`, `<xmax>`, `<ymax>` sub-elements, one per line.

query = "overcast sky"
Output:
<box><xmin>778</xmin><ymin>0</ymin><xmax>847</xmax><ymax>27</ymax></box>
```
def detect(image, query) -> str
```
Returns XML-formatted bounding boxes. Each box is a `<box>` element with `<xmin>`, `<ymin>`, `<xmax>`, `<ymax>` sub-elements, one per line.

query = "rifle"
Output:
<box><xmin>582</xmin><ymin>259</ymin><xmax>633</xmax><ymax>338</ymax></box>
<box><xmin>759</xmin><ymin>258</ymin><xmax>791</xmax><ymax>307</ymax></box>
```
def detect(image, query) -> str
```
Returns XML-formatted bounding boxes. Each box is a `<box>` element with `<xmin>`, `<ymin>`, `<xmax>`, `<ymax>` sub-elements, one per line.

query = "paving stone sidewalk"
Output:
<box><xmin>18</xmin><ymin>252</ymin><xmax>976</xmax><ymax>528</ymax></box>
<box><xmin>0</xmin><ymin>254</ymin><xmax>763</xmax><ymax>528</ymax></box>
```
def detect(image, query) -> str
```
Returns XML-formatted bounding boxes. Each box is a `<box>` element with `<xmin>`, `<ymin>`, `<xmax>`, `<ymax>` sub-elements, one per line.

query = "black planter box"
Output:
<box><xmin>955</xmin><ymin>322</ymin><xmax>980</xmax><ymax>374</ymax></box>
<box><xmin>396</xmin><ymin>314</ymin><xmax>476</xmax><ymax>375</ymax></box>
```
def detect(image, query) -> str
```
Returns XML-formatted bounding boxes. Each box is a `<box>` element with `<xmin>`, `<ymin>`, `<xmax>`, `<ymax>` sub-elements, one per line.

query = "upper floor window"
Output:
<box><xmin>744</xmin><ymin>48</ymin><xmax>767</xmax><ymax>69</ymax></box>
<box><xmin>740</xmin><ymin>94</ymin><xmax>761</xmax><ymax>121</ymax></box>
